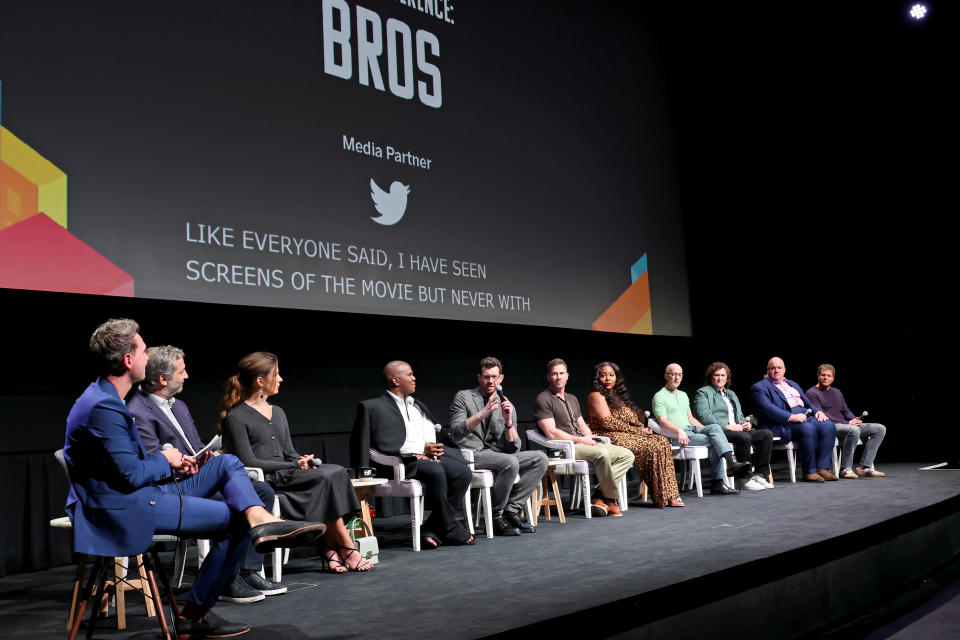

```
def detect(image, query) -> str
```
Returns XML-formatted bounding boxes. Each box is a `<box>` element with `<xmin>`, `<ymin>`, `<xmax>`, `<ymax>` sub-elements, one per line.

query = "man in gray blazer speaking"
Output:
<box><xmin>449</xmin><ymin>357</ymin><xmax>548</xmax><ymax>536</ymax></box>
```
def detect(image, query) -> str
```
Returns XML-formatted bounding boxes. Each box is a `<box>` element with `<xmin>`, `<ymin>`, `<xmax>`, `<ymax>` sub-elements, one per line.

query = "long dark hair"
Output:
<box><xmin>218</xmin><ymin>351</ymin><xmax>278</xmax><ymax>433</ymax></box>
<box><xmin>591</xmin><ymin>362</ymin><xmax>644</xmax><ymax>423</ymax></box>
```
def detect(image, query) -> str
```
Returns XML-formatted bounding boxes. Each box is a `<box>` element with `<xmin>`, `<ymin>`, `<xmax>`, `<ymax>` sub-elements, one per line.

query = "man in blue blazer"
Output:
<box><xmin>749</xmin><ymin>357</ymin><xmax>837</xmax><ymax>483</ymax></box>
<box><xmin>128</xmin><ymin>344</ymin><xmax>287</xmax><ymax>603</ymax></box>
<box><xmin>64</xmin><ymin>319</ymin><xmax>325</xmax><ymax>637</ymax></box>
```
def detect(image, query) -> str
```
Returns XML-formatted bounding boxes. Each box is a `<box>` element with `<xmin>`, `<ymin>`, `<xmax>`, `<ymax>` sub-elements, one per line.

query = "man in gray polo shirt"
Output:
<box><xmin>532</xmin><ymin>358</ymin><xmax>634</xmax><ymax>517</ymax></box>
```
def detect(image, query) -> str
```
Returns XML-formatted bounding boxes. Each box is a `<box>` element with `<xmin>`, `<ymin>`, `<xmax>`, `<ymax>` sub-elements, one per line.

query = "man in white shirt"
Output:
<box><xmin>127</xmin><ymin>345</ymin><xmax>288</xmax><ymax>603</ymax></box>
<box><xmin>352</xmin><ymin>361</ymin><xmax>474</xmax><ymax>549</ymax></box>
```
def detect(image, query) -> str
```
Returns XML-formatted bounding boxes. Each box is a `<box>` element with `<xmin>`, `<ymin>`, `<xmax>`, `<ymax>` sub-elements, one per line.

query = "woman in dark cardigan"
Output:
<box><xmin>220</xmin><ymin>352</ymin><xmax>372</xmax><ymax>572</ymax></box>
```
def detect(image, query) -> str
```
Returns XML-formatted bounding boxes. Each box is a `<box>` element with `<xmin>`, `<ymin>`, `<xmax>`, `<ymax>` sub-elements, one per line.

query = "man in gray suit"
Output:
<box><xmin>449</xmin><ymin>357</ymin><xmax>548</xmax><ymax>536</ymax></box>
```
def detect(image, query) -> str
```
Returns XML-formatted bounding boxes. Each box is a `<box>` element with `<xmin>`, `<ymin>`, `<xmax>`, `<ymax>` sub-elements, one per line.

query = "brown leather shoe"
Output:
<box><xmin>817</xmin><ymin>469</ymin><xmax>838</xmax><ymax>481</ymax></box>
<box><xmin>590</xmin><ymin>497</ymin><xmax>608</xmax><ymax>517</ymax></box>
<box><xmin>803</xmin><ymin>473</ymin><xmax>825</xmax><ymax>482</ymax></box>
<box><xmin>604</xmin><ymin>498</ymin><xmax>622</xmax><ymax>517</ymax></box>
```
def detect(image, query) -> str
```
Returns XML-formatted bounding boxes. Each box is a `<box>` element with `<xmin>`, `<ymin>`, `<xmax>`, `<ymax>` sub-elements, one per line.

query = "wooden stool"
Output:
<box><xmin>68</xmin><ymin>551</ymin><xmax>175</xmax><ymax>640</ymax></box>
<box><xmin>66</xmin><ymin>554</ymin><xmax>158</xmax><ymax>631</ymax></box>
<box><xmin>530</xmin><ymin>466</ymin><xmax>565</xmax><ymax>525</ymax></box>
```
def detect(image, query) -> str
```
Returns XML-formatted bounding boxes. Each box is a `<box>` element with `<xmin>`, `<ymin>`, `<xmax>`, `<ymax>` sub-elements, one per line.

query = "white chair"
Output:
<box><xmin>368</xmin><ymin>448</ymin><xmax>425</xmax><ymax>551</ymax></box>
<box><xmin>646</xmin><ymin>418</ymin><xmax>710</xmax><ymax>497</ymax></box>
<box><xmin>771</xmin><ymin>436</ymin><xmax>841</xmax><ymax>483</ymax></box>
<box><xmin>524</xmin><ymin>429</ymin><xmax>594</xmax><ymax>518</ymax></box>
<box><xmin>461</xmin><ymin>450</ymin><xmax>535</xmax><ymax>536</ymax></box>
<box><xmin>460</xmin><ymin>450</ymin><xmax>495</xmax><ymax>539</ymax></box>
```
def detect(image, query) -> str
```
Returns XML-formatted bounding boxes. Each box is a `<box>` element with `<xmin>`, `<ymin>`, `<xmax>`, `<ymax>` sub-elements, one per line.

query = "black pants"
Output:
<box><xmin>405</xmin><ymin>448</ymin><xmax>472</xmax><ymax>538</ymax></box>
<box><xmin>724</xmin><ymin>429</ymin><xmax>773</xmax><ymax>470</ymax></box>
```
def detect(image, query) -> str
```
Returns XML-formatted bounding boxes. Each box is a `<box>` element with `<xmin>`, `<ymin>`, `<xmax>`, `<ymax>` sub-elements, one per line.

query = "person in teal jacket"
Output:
<box><xmin>693</xmin><ymin>362</ymin><xmax>773</xmax><ymax>491</ymax></box>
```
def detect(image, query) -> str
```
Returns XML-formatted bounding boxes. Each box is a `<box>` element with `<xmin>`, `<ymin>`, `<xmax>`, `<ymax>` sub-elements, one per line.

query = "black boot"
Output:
<box><xmin>723</xmin><ymin>452</ymin><xmax>752</xmax><ymax>478</ymax></box>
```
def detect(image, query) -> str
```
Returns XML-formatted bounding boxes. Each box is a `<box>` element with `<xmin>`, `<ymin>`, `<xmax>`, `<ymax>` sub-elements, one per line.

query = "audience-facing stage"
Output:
<box><xmin>2</xmin><ymin>463</ymin><xmax>959</xmax><ymax>639</ymax></box>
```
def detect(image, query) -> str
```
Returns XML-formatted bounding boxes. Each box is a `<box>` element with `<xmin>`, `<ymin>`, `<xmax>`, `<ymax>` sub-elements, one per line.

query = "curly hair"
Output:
<box><xmin>591</xmin><ymin>362</ymin><xmax>644</xmax><ymax>423</ymax></box>
<box><xmin>703</xmin><ymin>361</ymin><xmax>733</xmax><ymax>388</ymax></box>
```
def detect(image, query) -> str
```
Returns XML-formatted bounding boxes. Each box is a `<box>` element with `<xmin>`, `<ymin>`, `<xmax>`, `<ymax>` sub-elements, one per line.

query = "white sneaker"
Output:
<box><xmin>754</xmin><ymin>474</ymin><xmax>774</xmax><ymax>489</ymax></box>
<box><xmin>741</xmin><ymin>477</ymin><xmax>765</xmax><ymax>491</ymax></box>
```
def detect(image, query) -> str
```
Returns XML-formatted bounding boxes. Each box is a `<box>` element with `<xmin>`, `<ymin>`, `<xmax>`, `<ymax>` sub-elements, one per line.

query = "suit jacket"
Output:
<box><xmin>448</xmin><ymin>387</ymin><xmax>519</xmax><ymax>454</ymax></box>
<box><xmin>749</xmin><ymin>377</ymin><xmax>822</xmax><ymax>436</ymax></box>
<box><xmin>692</xmin><ymin>385</ymin><xmax>745</xmax><ymax>427</ymax></box>
<box><xmin>127</xmin><ymin>387</ymin><xmax>204</xmax><ymax>456</ymax></box>
<box><xmin>63</xmin><ymin>378</ymin><xmax>172</xmax><ymax>556</ymax></box>
<box><xmin>351</xmin><ymin>391</ymin><xmax>438</xmax><ymax>468</ymax></box>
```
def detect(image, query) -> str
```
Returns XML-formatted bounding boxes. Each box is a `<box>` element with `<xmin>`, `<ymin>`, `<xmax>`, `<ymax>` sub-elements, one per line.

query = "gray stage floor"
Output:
<box><xmin>2</xmin><ymin>463</ymin><xmax>960</xmax><ymax>639</ymax></box>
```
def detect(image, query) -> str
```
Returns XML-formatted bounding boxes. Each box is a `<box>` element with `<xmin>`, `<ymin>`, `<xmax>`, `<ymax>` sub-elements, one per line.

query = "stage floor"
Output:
<box><xmin>2</xmin><ymin>463</ymin><xmax>960</xmax><ymax>639</ymax></box>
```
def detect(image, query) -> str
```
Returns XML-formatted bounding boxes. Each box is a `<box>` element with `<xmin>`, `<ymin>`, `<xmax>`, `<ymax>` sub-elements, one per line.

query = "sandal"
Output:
<box><xmin>422</xmin><ymin>532</ymin><xmax>441</xmax><ymax>550</ymax></box>
<box><xmin>323</xmin><ymin>547</ymin><xmax>347</xmax><ymax>573</ymax></box>
<box><xmin>443</xmin><ymin>526</ymin><xmax>475</xmax><ymax>546</ymax></box>
<box><xmin>339</xmin><ymin>547</ymin><xmax>374</xmax><ymax>571</ymax></box>
<box><xmin>668</xmin><ymin>498</ymin><xmax>685</xmax><ymax>508</ymax></box>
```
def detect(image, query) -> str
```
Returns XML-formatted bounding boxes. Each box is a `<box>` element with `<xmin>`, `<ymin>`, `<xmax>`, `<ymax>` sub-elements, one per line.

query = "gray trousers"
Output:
<box><xmin>835</xmin><ymin>422</ymin><xmax>886</xmax><ymax>470</ymax></box>
<box><xmin>670</xmin><ymin>424</ymin><xmax>733</xmax><ymax>482</ymax></box>
<box><xmin>473</xmin><ymin>449</ymin><xmax>549</xmax><ymax>517</ymax></box>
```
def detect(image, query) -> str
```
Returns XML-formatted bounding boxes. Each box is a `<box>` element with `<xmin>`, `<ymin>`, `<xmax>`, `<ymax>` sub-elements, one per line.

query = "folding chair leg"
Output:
<box><xmin>68</xmin><ymin>556</ymin><xmax>108</xmax><ymax>640</ymax></box>
<box><xmin>482</xmin><ymin>488</ymin><xmax>493</xmax><ymax>539</ymax></box>
<box><xmin>411</xmin><ymin>497</ymin><xmax>422</xmax><ymax>552</ymax></box>
<box><xmin>66</xmin><ymin>556</ymin><xmax>88</xmax><ymax>630</ymax></box>
<box><xmin>142</xmin><ymin>552</ymin><xmax>173</xmax><ymax>640</ymax></box>
<box><xmin>463</xmin><ymin>487</ymin><xmax>475</xmax><ymax>535</ymax></box>
<box><xmin>580</xmin><ymin>475</ymin><xmax>590</xmax><ymax>520</ymax></box>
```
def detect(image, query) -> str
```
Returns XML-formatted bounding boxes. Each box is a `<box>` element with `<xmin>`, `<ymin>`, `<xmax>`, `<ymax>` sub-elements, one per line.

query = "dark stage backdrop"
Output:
<box><xmin>0</xmin><ymin>0</ymin><xmax>690</xmax><ymax>336</ymax></box>
<box><xmin>0</xmin><ymin>0</ymin><xmax>946</xmax><ymax>577</ymax></box>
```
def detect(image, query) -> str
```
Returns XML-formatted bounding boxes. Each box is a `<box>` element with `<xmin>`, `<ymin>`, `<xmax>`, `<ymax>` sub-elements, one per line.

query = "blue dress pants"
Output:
<box><xmin>153</xmin><ymin>454</ymin><xmax>263</xmax><ymax>611</ymax></box>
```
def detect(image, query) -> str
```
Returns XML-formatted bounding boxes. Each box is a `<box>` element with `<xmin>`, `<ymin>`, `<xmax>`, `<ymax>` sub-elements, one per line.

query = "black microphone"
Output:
<box><xmin>308</xmin><ymin>456</ymin><xmax>322</xmax><ymax>468</ymax></box>
<box><xmin>160</xmin><ymin>445</ymin><xmax>185</xmax><ymax>533</ymax></box>
<box><xmin>859</xmin><ymin>411</ymin><xmax>869</xmax><ymax>420</ymax></box>
<box><xmin>496</xmin><ymin>384</ymin><xmax>505</xmax><ymax>403</ymax></box>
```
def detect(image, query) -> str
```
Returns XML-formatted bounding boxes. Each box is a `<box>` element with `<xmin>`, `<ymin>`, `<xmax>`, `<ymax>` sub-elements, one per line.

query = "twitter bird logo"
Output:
<box><xmin>369</xmin><ymin>178</ymin><xmax>410</xmax><ymax>226</ymax></box>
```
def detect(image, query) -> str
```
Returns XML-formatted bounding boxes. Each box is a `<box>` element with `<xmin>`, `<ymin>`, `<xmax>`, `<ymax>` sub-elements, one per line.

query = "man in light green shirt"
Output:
<box><xmin>652</xmin><ymin>363</ymin><xmax>751</xmax><ymax>495</ymax></box>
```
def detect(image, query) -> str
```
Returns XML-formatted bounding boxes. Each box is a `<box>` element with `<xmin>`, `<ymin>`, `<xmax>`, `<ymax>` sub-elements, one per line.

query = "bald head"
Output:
<box><xmin>766</xmin><ymin>357</ymin><xmax>786</xmax><ymax>383</ymax></box>
<box><xmin>663</xmin><ymin>363</ymin><xmax>684</xmax><ymax>391</ymax></box>
<box><xmin>384</xmin><ymin>360</ymin><xmax>416</xmax><ymax>396</ymax></box>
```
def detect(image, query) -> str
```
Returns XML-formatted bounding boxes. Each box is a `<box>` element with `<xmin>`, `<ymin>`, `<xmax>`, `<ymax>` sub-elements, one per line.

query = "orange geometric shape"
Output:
<box><xmin>592</xmin><ymin>271</ymin><xmax>652</xmax><ymax>334</ymax></box>
<box><xmin>0</xmin><ymin>126</ymin><xmax>68</xmax><ymax>231</ymax></box>
<box><xmin>0</xmin><ymin>213</ymin><xmax>133</xmax><ymax>296</ymax></box>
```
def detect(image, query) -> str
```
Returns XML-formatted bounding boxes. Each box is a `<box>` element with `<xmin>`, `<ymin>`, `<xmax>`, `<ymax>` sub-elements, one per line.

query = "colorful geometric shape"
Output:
<box><xmin>592</xmin><ymin>269</ymin><xmax>652</xmax><ymax>334</ymax></box>
<box><xmin>0</xmin><ymin>212</ymin><xmax>134</xmax><ymax>296</ymax></box>
<box><xmin>630</xmin><ymin>254</ymin><xmax>648</xmax><ymax>283</ymax></box>
<box><xmin>1</xmin><ymin>126</ymin><xmax>68</xmax><ymax>231</ymax></box>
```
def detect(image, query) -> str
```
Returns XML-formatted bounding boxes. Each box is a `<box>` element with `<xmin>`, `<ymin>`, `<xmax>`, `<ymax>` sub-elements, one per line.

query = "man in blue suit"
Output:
<box><xmin>749</xmin><ymin>357</ymin><xmax>837</xmax><ymax>483</ymax></box>
<box><xmin>64</xmin><ymin>319</ymin><xmax>325</xmax><ymax>637</ymax></box>
<box><xmin>128</xmin><ymin>344</ymin><xmax>287</xmax><ymax>604</ymax></box>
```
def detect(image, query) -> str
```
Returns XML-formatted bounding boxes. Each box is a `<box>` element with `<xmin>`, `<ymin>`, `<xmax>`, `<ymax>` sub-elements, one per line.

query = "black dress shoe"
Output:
<box><xmin>176</xmin><ymin>611</ymin><xmax>251</xmax><ymax>638</ymax></box>
<box><xmin>493</xmin><ymin>516</ymin><xmax>521</xmax><ymax>536</ymax></box>
<box><xmin>250</xmin><ymin>520</ymin><xmax>326</xmax><ymax>553</ymax></box>
<box><xmin>726</xmin><ymin>461</ymin><xmax>753</xmax><ymax>478</ymax></box>
<box><xmin>503</xmin><ymin>511</ymin><xmax>535</xmax><ymax>533</ymax></box>
<box><xmin>240</xmin><ymin>570</ymin><xmax>287</xmax><ymax>596</ymax></box>
<box><xmin>218</xmin><ymin>575</ymin><xmax>264</xmax><ymax>604</ymax></box>
<box><xmin>710</xmin><ymin>482</ymin><xmax>740</xmax><ymax>495</ymax></box>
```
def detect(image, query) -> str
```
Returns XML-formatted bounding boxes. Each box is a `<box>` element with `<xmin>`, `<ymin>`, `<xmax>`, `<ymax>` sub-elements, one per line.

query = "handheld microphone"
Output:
<box><xmin>160</xmin><ymin>444</ymin><xmax>184</xmax><ymax>534</ymax></box>
<box><xmin>495</xmin><ymin>385</ymin><xmax>505</xmax><ymax>403</ymax></box>
<box><xmin>308</xmin><ymin>456</ymin><xmax>322</xmax><ymax>468</ymax></box>
<box><xmin>859</xmin><ymin>411</ymin><xmax>869</xmax><ymax>420</ymax></box>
